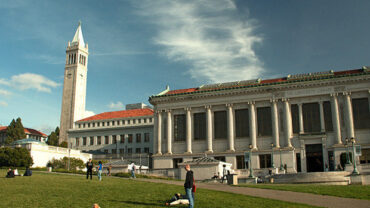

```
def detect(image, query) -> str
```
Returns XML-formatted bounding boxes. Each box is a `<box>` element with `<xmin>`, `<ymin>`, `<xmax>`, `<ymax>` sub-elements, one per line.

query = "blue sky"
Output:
<box><xmin>0</xmin><ymin>0</ymin><xmax>369</xmax><ymax>134</ymax></box>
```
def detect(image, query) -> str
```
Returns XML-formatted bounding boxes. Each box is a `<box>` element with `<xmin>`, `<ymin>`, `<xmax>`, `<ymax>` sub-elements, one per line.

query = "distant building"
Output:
<box><xmin>149</xmin><ymin>67</ymin><xmax>370</xmax><ymax>175</ymax></box>
<box><xmin>68</xmin><ymin>104</ymin><xmax>154</xmax><ymax>164</ymax></box>
<box><xmin>0</xmin><ymin>126</ymin><xmax>48</xmax><ymax>144</ymax></box>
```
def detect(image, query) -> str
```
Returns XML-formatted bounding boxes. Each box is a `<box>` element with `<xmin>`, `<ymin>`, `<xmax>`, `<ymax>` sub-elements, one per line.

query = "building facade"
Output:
<box><xmin>149</xmin><ymin>67</ymin><xmax>370</xmax><ymax>174</ymax></box>
<box><xmin>68</xmin><ymin>106</ymin><xmax>154</xmax><ymax>158</ymax></box>
<box><xmin>59</xmin><ymin>22</ymin><xmax>89</xmax><ymax>144</ymax></box>
<box><xmin>0</xmin><ymin>126</ymin><xmax>48</xmax><ymax>144</ymax></box>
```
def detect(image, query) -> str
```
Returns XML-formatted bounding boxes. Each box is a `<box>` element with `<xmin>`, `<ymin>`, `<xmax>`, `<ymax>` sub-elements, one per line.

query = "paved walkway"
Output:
<box><xmin>135</xmin><ymin>178</ymin><xmax>369</xmax><ymax>208</ymax></box>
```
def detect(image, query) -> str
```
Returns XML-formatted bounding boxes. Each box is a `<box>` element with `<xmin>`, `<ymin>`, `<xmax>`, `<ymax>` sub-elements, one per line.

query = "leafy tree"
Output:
<box><xmin>0</xmin><ymin>147</ymin><xmax>33</xmax><ymax>167</ymax></box>
<box><xmin>5</xmin><ymin>119</ymin><xmax>16</xmax><ymax>144</ymax></box>
<box><xmin>15</xmin><ymin>118</ymin><xmax>26</xmax><ymax>139</ymax></box>
<box><xmin>59</xmin><ymin>141</ymin><xmax>68</xmax><ymax>148</ymax></box>
<box><xmin>47</xmin><ymin>157</ymin><xmax>84</xmax><ymax>170</ymax></box>
<box><xmin>47</xmin><ymin>127</ymin><xmax>60</xmax><ymax>146</ymax></box>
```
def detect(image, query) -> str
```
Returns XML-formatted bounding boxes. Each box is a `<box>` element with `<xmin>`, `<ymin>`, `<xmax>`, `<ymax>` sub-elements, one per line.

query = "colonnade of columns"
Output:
<box><xmin>155</xmin><ymin>93</ymin><xmax>356</xmax><ymax>155</ymax></box>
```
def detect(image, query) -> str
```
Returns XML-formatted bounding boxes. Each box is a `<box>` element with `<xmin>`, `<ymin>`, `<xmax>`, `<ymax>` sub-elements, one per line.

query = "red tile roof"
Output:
<box><xmin>0</xmin><ymin>126</ymin><xmax>47</xmax><ymax>137</ymax></box>
<box><xmin>157</xmin><ymin>68</ymin><xmax>367</xmax><ymax>97</ymax></box>
<box><xmin>78</xmin><ymin>108</ymin><xmax>154</xmax><ymax>122</ymax></box>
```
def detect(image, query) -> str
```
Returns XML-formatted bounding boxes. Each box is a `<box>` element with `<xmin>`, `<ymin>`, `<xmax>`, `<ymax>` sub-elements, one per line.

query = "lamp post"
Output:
<box><xmin>345</xmin><ymin>138</ymin><xmax>351</xmax><ymax>165</ymax></box>
<box><xmin>350</xmin><ymin>137</ymin><xmax>359</xmax><ymax>175</ymax></box>
<box><xmin>271</xmin><ymin>143</ymin><xmax>275</xmax><ymax>168</ymax></box>
<box><xmin>279</xmin><ymin>148</ymin><xmax>284</xmax><ymax>171</ymax></box>
<box><xmin>248</xmin><ymin>144</ymin><xmax>254</xmax><ymax>178</ymax></box>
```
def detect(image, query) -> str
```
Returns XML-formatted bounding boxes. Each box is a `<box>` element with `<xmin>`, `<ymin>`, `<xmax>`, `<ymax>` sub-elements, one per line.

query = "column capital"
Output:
<box><xmin>318</xmin><ymin>100</ymin><xmax>324</xmax><ymax>105</ymax></box>
<box><xmin>281</xmin><ymin>97</ymin><xmax>290</xmax><ymax>102</ymax></box>
<box><xmin>247</xmin><ymin>101</ymin><xmax>255</xmax><ymax>105</ymax></box>
<box><xmin>155</xmin><ymin>110</ymin><xmax>163</xmax><ymax>114</ymax></box>
<box><xmin>204</xmin><ymin>105</ymin><xmax>212</xmax><ymax>109</ymax></box>
<box><xmin>330</xmin><ymin>92</ymin><xmax>339</xmax><ymax>97</ymax></box>
<box><xmin>342</xmin><ymin>91</ymin><xmax>351</xmax><ymax>96</ymax></box>
<box><xmin>226</xmin><ymin>103</ymin><xmax>233</xmax><ymax>108</ymax></box>
<box><xmin>184</xmin><ymin>107</ymin><xmax>191</xmax><ymax>111</ymax></box>
<box><xmin>270</xmin><ymin>98</ymin><xmax>278</xmax><ymax>103</ymax></box>
<box><xmin>297</xmin><ymin>103</ymin><xmax>303</xmax><ymax>106</ymax></box>
<box><xmin>165</xmin><ymin>109</ymin><xmax>172</xmax><ymax>113</ymax></box>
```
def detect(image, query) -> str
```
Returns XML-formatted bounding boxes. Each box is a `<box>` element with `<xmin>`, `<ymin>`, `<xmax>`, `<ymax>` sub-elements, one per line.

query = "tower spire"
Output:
<box><xmin>71</xmin><ymin>21</ymin><xmax>85</xmax><ymax>47</ymax></box>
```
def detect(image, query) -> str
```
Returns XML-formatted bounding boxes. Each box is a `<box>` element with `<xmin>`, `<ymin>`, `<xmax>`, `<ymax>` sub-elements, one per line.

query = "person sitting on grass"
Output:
<box><xmin>6</xmin><ymin>168</ymin><xmax>15</xmax><ymax>178</ymax></box>
<box><xmin>23</xmin><ymin>167</ymin><xmax>32</xmax><ymax>176</ymax></box>
<box><xmin>165</xmin><ymin>193</ymin><xmax>189</xmax><ymax>206</ymax></box>
<box><xmin>13</xmin><ymin>168</ymin><xmax>20</xmax><ymax>176</ymax></box>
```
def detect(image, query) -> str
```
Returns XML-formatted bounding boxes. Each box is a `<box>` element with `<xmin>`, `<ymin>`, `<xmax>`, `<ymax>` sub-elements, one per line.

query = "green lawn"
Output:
<box><xmin>0</xmin><ymin>170</ymin><xmax>318</xmax><ymax>208</ymax></box>
<box><xmin>237</xmin><ymin>184</ymin><xmax>370</xmax><ymax>200</ymax></box>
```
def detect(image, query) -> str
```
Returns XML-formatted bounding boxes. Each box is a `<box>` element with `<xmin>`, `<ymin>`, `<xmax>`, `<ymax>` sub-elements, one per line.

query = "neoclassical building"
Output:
<box><xmin>0</xmin><ymin>126</ymin><xmax>48</xmax><ymax>144</ymax></box>
<box><xmin>149</xmin><ymin>67</ymin><xmax>370</xmax><ymax>173</ymax></box>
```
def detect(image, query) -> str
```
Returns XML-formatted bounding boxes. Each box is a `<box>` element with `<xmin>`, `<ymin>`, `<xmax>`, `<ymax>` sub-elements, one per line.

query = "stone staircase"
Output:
<box><xmin>270</xmin><ymin>171</ymin><xmax>351</xmax><ymax>185</ymax></box>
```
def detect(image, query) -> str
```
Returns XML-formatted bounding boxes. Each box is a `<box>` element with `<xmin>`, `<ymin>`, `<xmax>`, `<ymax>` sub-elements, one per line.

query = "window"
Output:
<box><xmin>174</xmin><ymin>114</ymin><xmax>186</xmax><ymax>141</ymax></box>
<box><xmin>138</xmin><ymin>119</ymin><xmax>141</xmax><ymax>124</ymax></box>
<box><xmin>144</xmin><ymin>133</ymin><xmax>150</xmax><ymax>142</ymax></box>
<box><xmin>360</xmin><ymin>149</ymin><xmax>370</xmax><ymax>164</ymax></box>
<box><xmin>259</xmin><ymin>154</ymin><xmax>271</xmax><ymax>168</ymax></box>
<box><xmin>83</xmin><ymin>137</ymin><xmax>87</xmax><ymax>146</ymax></box>
<box><xmin>83</xmin><ymin>124</ymin><xmax>85</xmax><ymax>128</ymax></box>
<box><xmin>291</xmin><ymin>104</ymin><xmax>299</xmax><ymax>134</ymax></box>
<box><xmin>323</xmin><ymin>101</ymin><xmax>333</xmax><ymax>131</ymax></box>
<box><xmin>113</xmin><ymin>135</ymin><xmax>117</xmax><ymax>144</ymax></box>
<box><xmin>133</xmin><ymin>119</ymin><xmax>136</xmax><ymax>124</ymax></box>
<box><xmin>107</xmin><ymin>122</ymin><xmax>110</xmax><ymax>126</ymax></box>
<box><xmin>88</xmin><ymin>123</ymin><xmax>90</xmax><ymax>128</ymax></box>
<box><xmin>105</xmin><ymin>136</ymin><xmax>109</xmax><ymax>144</ymax></box>
<box><xmin>136</xmin><ymin>148</ymin><xmax>141</xmax><ymax>153</ymax></box>
<box><xmin>235</xmin><ymin>109</ymin><xmax>249</xmax><ymax>137</ymax></box>
<box><xmin>303</xmin><ymin>103</ymin><xmax>320</xmax><ymax>133</ymax></box>
<box><xmin>149</xmin><ymin>118</ymin><xmax>153</xmax><ymax>122</ymax></box>
<box><xmin>119</xmin><ymin>149</ymin><xmax>124</xmax><ymax>154</ymax></box>
<box><xmin>352</xmin><ymin>98</ymin><xmax>370</xmax><ymax>129</ymax></box>
<box><xmin>214</xmin><ymin>111</ymin><xmax>227</xmax><ymax>139</ymax></box>
<box><xmin>102</xmin><ymin>122</ymin><xmax>105</xmax><ymax>127</ymax></box>
<box><xmin>193</xmin><ymin>112</ymin><xmax>206</xmax><ymax>140</ymax></box>
<box><xmin>144</xmin><ymin>147</ymin><xmax>150</xmax><ymax>153</ymax></box>
<box><xmin>173</xmin><ymin>158</ymin><xmax>183</xmax><ymax>168</ymax></box>
<box><xmin>78</xmin><ymin>124</ymin><xmax>81</xmax><ymax>128</ymax></box>
<box><xmin>97</xmin><ymin>136</ymin><xmax>101</xmax><ymax>145</ymax></box>
<box><xmin>90</xmin><ymin>137</ymin><xmax>94</xmax><ymax>145</ymax></box>
<box><xmin>97</xmin><ymin>122</ymin><xmax>100</xmax><ymax>127</ymax></box>
<box><xmin>128</xmin><ymin>134</ymin><xmax>133</xmax><ymax>143</ymax></box>
<box><xmin>120</xmin><ymin>135</ymin><xmax>125</xmax><ymax>143</ymax></box>
<box><xmin>112</xmin><ymin>121</ymin><xmax>115</xmax><ymax>126</ymax></box>
<box><xmin>122</xmin><ymin>120</ymin><xmax>125</xmax><ymax>125</ymax></box>
<box><xmin>127</xmin><ymin>148</ymin><xmax>132</xmax><ymax>154</ymax></box>
<box><xmin>92</xmin><ymin>123</ymin><xmax>95</xmax><ymax>127</ymax></box>
<box><xmin>76</xmin><ymin>138</ymin><xmax>80</xmax><ymax>146</ymax></box>
<box><xmin>112</xmin><ymin>149</ymin><xmax>117</xmax><ymax>154</ymax></box>
<box><xmin>214</xmin><ymin>156</ymin><xmax>226</xmax><ymax>162</ymax></box>
<box><xmin>257</xmin><ymin>107</ymin><xmax>272</xmax><ymax>136</ymax></box>
<box><xmin>136</xmin><ymin>133</ymin><xmax>141</xmax><ymax>143</ymax></box>
<box><xmin>127</xmin><ymin>120</ymin><xmax>131</xmax><ymax>124</ymax></box>
<box><xmin>236</xmin><ymin>155</ymin><xmax>246</xmax><ymax>169</ymax></box>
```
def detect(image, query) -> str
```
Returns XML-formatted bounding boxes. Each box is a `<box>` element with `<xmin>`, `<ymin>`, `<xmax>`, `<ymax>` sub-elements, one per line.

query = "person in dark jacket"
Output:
<box><xmin>23</xmin><ymin>167</ymin><xmax>32</xmax><ymax>176</ymax></box>
<box><xmin>184</xmin><ymin>164</ymin><xmax>194</xmax><ymax>208</ymax></box>
<box><xmin>86</xmin><ymin>159</ymin><xmax>94</xmax><ymax>180</ymax></box>
<box><xmin>6</xmin><ymin>168</ymin><xmax>15</xmax><ymax>178</ymax></box>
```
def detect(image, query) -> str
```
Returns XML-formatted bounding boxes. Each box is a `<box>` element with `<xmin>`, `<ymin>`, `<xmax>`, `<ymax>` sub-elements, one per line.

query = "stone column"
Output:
<box><xmin>94</xmin><ymin>136</ymin><xmax>97</xmax><ymax>146</ymax></box>
<box><xmin>156</xmin><ymin>110</ymin><xmax>162</xmax><ymax>155</ymax></box>
<box><xmin>343</xmin><ymin>92</ymin><xmax>355</xmax><ymax>139</ymax></box>
<box><xmin>226</xmin><ymin>104</ymin><xmax>235</xmax><ymax>152</ymax></box>
<box><xmin>205</xmin><ymin>105</ymin><xmax>213</xmax><ymax>153</ymax></box>
<box><xmin>283</xmin><ymin>98</ymin><xmax>292</xmax><ymax>147</ymax></box>
<box><xmin>298</xmin><ymin>103</ymin><xmax>304</xmax><ymax>134</ymax></box>
<box><xmin>186</xmin><ymin>108</ymin><xmax>192</xmax><ymax>153</ymax></box>
<box><xmin>330</xmin><ymin>93</ymin><xmax>342</xmax><ymax>144</ymax></box>
<box><xmin>271</xmin><ymin>99</ymin><xmax>280</xmax><ymax>148</ymax></box>
<box><xmin>166</xmin><ymin>110</ymin><xmax>172</xmax><ymax>154</ymax></box>
<box><xmin>248</xmin><ymin>101</ymin><xmax>257</xmax><ymax>149</ymax></box>
<box><xmin>319</xmin><ymin>101</ymin><xmax>325</xmax><ymax>132</ymax></box>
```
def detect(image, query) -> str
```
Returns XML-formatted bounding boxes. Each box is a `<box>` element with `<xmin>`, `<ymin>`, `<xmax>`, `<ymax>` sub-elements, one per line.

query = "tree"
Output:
<box><xmin>15</xmin><ymin>118</ymin><xmax>26</xmax><ymax>139</ymax></box>
<box><xmin>5</xmin><ymin>118</ymin><xmax>26</xmax><ymax>144</ymax></box>
<box><xmin>0</xmin><ymin>147</ymin><xmax>33</xmax><ymax>167</ymax></box>
<box><xmin>59</xmin><ymin>141</ymin><xmax>68</xmax><ymax>148</ymax></box>
<box><xmin>5</xmin><ymin>119</ymin><xmax>16</xmax><ymax>144</ymax></box>
<box><xmin>47</xmin><ymin>127</ymin><xmax>60</xmax><ymax>146</ymax></box>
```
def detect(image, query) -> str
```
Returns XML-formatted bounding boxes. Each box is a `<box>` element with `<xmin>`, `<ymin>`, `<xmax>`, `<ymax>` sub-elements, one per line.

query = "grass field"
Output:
<box><xmin>0</xmin><ymin>170</ymin><xmax>318</xmax><ymax>208</ymax></box>
<box><xmin>237</xmin><ymin>184</ymin><xmax>370</xmax><ymax>200</ymax></box>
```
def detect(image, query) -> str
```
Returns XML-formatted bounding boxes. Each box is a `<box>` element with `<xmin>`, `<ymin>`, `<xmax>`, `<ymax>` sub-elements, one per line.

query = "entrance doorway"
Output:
<box><xmin>306</xmin><ymin>144</ymin><xmax>323</xmax><ymax>172</ymax></box>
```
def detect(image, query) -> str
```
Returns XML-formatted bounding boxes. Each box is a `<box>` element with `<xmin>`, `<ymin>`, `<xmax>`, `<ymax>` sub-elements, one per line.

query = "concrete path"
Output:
<box><xmin>135</xmin><ymin>178</ymin><xmax>369</xmax><ymax>208</ymax></box>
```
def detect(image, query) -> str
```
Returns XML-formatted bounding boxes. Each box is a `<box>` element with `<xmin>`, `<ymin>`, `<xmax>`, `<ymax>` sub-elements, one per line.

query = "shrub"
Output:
<box><xmin>0</xmin><ymin>147</ymin><xmax>33</xmax><ymax>167</ymax></box>
<box><xmin>47</xmin><ymin>157</ymin><xmax>84</xmax><ymax>170</ymax></box>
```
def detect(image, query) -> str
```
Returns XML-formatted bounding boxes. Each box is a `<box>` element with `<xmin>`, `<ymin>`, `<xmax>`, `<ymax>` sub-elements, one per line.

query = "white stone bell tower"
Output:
<box><xmin>59</xmin><ymin>22</ymin><xmax>88</xmax><ymax>144</ymax></box>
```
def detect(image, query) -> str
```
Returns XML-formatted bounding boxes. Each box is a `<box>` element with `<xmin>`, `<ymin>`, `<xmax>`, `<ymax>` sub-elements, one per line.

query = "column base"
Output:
<box><xmin>154</xmin><ymin>153</ymin><xmax>162</xmax><ymax>156</ymax></box>
<box><xmin>332</xmin><ymin>143</ymin><xmax>344</xmax><ymax>148</ymax></box>
<box><xmin>205</xmin><ymin>150</ymin><xmax>213</xmax><ymax>154</ymax></box>
<box><xmin>226</xmin><ymin>149</ymin><xmax>235</xmax><ymax>153</ymax></box>
<box><xmin>164</xmin><ymin>152</ymin><xmax>172</xmax><ymax>155</ymax></box>
<box><xmin>184</xmin><ymin>151</ymin><xmax>192</xmax><ymax>154</ymax></box>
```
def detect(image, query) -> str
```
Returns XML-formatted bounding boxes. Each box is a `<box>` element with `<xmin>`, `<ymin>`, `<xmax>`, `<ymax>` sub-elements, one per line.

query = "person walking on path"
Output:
<box><xmin>131</xmin><ymin>163</ymin><xmax>136</xmax><ymax>178</ymax></box>
<box><xmin>86</xmin><ymin>159</ymin><xmax>94</xmax><ymax>180</ymax></box>
<box><xmin>184</xmin><ymin>164</ymin><xmax>194</xmax><ymax>208</ymax></box>
<box><xmin>97</xmin><ymin>161</ymin><xmax>103</xmax><ymax>181</ymax></box>
<box><xmin>108</xmin><ymin>165</ymin><xmax>112</xmax><ymax>176</ymax></box>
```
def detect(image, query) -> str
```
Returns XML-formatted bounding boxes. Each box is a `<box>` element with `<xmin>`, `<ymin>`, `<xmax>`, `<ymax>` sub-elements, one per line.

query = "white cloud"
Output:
<box><xmin>25</xmin><ymin>54</ymin><xmax>64</xmax><ymax>65</ymax></box>
<box><xmin>0</xmin><ymin>101</ymin><xmax>8</xmax><ymax>107</ymax></box>
<box><xmin>136</xmin><ymin>0</ymin><xmax>264</xmax><ymax>83</ymax></box>
<box><xmin>0</xmin><ymin>73</ymin><xmax>60</xmax><ymax>93</ymax></box>
<box><xmin>108</xmin><ymin>101</ymin><xmax>124</xmax><ymax>110</ymax></box>
<box><xmin>0</xmin><ymin>89</ymin><xmax>11</xmax><ymax>96</ymax></box>
<box><xmin>84</xmin><ymin>110</ymin><xmax>95</xmax><ymax>118</ymax></box>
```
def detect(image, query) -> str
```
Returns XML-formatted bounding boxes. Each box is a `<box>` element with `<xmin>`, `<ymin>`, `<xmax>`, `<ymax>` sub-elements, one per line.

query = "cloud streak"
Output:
<box><xmin>135</xmin><ymin>0</ymin><xmax>263</xmax><ymax>83</ymax></box>
<box><xmin>0</xmin><ymin>89</ymin><xmax>11</xmax><ymax>96</ymax></box>
<box><xmin>0</xmin><ymin>73</ymin><xmax>60</xmax><ymax>93</ymax></box>
<box><xmin>108</xmin><ymin>101</ymin><xmax>124</xmax><ymax>110</ymax></box>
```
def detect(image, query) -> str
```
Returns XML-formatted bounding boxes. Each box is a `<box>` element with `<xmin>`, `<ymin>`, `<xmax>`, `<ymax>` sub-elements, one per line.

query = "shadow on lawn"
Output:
<box><xmin>110</xmin><ymin>200</ymin><xmax>162</xmax><ymax>206</ymax></box>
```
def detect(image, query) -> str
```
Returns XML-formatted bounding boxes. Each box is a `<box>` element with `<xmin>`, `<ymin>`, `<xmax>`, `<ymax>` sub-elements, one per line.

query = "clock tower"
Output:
<box><xmin>59</xmin><ymin>22</ymin><xmax>88</xmax><ymax>144</ymax></box>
